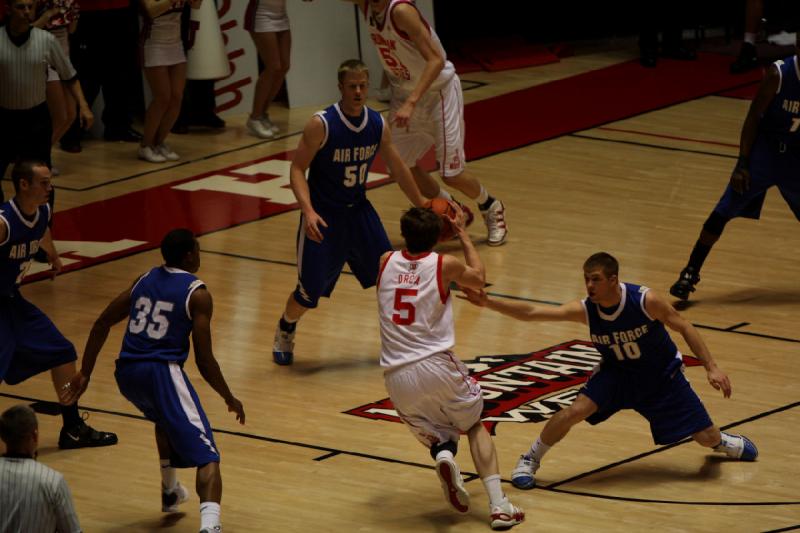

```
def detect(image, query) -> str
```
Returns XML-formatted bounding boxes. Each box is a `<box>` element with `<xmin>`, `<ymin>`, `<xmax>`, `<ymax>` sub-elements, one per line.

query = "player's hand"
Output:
<box><xmin>59</xmin><ymin>372</ymin><xmax>90</xmax><ymax>404</ymax></box>
<box><xmin>79</xmin><ymin>106</ymin><xmax>94</xmax><ymax>130</ymax></box>
<box><xmin>457</xmin><ymin>287</ymin><xmax>488</xmax><ymax>307</ymax></box>
<box><xmin>48</xmin><ymin>255</ymin><xmax>63</xmax><ymax>280</ymax></box>
<box><xmin>730</xmin><ymin>164</ymin><xmax>750</xmax><ymax>194</ymax></box>
<box><xmin>444</xmin><ymin>200</ymin><xmax>468</xmax><ymax>236</ymax></box>
<box><xmin>226</xmin><ymin>397</ymin><xmax>245</xmax><ymax>424</ymax></box>
<box><xmin>391</xmin><ymin>99</ymin><xmax>415</xmax><ymax>129</ymax></box>
<box><xmin>706</xmin><ymin>365</ymin><xmax>732</xmax><ymax>398</ymax></box>
<box><xmin>303</xmin><ymin>210</ymin><xmax>328</xmax><ymax>243</ymax></box>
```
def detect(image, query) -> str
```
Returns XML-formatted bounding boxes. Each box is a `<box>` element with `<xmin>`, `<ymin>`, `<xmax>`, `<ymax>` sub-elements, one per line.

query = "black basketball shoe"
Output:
<box><xmin>58</xmin><ymin>415</ymin><xmax>119</xmax><ymax>449</ymax></box>
<box><xmin>669</xmin><ymin>266</ymin><xmax>700</xmax><ymax>300</ymax></box>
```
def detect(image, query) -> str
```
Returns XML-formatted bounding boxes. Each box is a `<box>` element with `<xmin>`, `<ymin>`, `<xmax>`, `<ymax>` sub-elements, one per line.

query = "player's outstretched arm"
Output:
<box><xmin>60</xmin><ymin>287</ymin><xmax>132</xmax><ymax>404</ymax></box>
<box><xmin>731</xmin><ymin>65</ymin><xmax>779</xmax><ymax>194</ymax></box>
<box><xmin>190</xmin><ymin>287</ymin><xmax>246</xmax><ymax>424</ymax></box>
<box><xmin>291</xmin><ymin>116</ymin><xmax>328</xmax><ymax>242</ymax></box>
<box><xmin>380</xmin><ymin>122</ymin><xmax>426</xmax><ymax>207</ymax></box>
<box><xmin>462</xmin><ymin>290</ymin><xmax>587</xmax><ymax>325</ymax></box>
<box><xmin>643</xmin><ymin>290</ymin><xmax>732</xmax><ymax>398</ymax></box>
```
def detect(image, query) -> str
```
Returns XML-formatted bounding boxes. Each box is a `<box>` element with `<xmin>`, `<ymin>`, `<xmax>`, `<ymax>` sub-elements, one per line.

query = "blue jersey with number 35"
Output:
<box><xmin>0</xmin><ymin>200</ymin><xmax>50</xmax><ymax>296</ymax></box>
<box><xmin>119</xmin><ymin>266</ymin><xmax>205</xmax><ymax>363</ymax></box>
<box><xmin>582</xmin><ymin>283</ymin><xmax>681</xmax><ymax>378</ymax></box>
<box><xmin>308</xmin><ymin>103</ymin><xmax>384</xmax><ymax>210</ymax></box>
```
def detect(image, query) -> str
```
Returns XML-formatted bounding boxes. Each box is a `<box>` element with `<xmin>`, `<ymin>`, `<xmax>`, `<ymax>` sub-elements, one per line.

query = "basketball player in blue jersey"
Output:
<box><xmin>61</xmin><ymin>229</ymin><xmax>245</xmax><ymax>533</ymax></box>
<box><xmin>272</xmin><ymin>58</ymin><xmax>425</xmax><ymax>365</ymax></box>
<box><xmin>670</xmin><ymin>33</ymin><xmax>800</xmax><ymax>300</ymax></box>
<box><xmin>0</xmin><ymin>159</ymin><xmax>117</xmax><ymax>450</ymax></box>
<box><xmin>463</xmin><ymin>252</ymin><xmax>758</xmax><ymax>490</ymax></box>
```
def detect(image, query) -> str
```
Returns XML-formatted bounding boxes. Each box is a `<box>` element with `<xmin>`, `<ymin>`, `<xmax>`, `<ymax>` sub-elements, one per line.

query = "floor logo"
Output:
<box><xmin>344</xmin><ymin>340</ymin><xmax>702</xmax><ymax>434</ymax></box>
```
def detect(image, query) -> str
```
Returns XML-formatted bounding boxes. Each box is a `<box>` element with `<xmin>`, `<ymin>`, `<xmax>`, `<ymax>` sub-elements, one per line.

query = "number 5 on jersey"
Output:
<box><xmin>392</xmin><ymin>288</ymin><xmax>418</xmax><ymax>325</ymax></box>
<box><xmin>129</xmin><ymin>296</ymin><xmax>173</xmax><ymax>339</ymax></box>
<box><xmin>344</xmin><ymin>163</ymin><xmax>368</xmax><ymax>187</ymax></box>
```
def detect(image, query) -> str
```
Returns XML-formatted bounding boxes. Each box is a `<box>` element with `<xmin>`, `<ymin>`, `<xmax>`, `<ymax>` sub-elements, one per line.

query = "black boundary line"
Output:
<box><xmin>462</xmin><ymin>75</ymin><xmax>760</xmax><ymax>164</ymax></box>
<box><xmin>570</xmin><ymin>132</ymin><xmax>738</xmax><ymax>159</ymax></box>
<box><xmin>726</xmin><ymin>322</ymin><xmax>750</xmax><ymax>331</ymax></box>
<box><xmin>545</xmin><ymin>400</ymin><xmax>800</xmax><ymax>492</ymax></box>
<box><xmin>197</xmin><ymin>250</ymin><xmax>800</xmax><ymax>345</ymax></box>
<box><xmin>1</xmin><ymin>389</ymin><xmax>796</xmax><ymax>506</ymax></box>
<box><xmin>764</xmin><ymin>525</ymin><xmax>800</xmax><ymax>533</ymax></box>
<box><xmin>52</xmin><ymin>80</ymin><xmax>486</xmax><ymax>193</ymax></box>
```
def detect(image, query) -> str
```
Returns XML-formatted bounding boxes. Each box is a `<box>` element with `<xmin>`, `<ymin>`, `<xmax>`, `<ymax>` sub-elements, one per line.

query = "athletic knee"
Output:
<box><xmin>702</xmin><ymin>211</ymin><xmax>730</xmax><ymax>238</ymax></box>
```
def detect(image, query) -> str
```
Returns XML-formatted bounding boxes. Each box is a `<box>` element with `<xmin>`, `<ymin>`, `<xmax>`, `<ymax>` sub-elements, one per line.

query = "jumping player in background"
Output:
<box><xmin>0</xmin><ymin>160</ymin><xmax>117</xmax><ymax>451</ymax></box>
<box><xmin>670</xmin><ymin>34</ymin><xmax>800</xmax><ymax>300</ymax></box>
<box><xmin>271</xmin><ymin>59</ymin><xmax>425</xmax><ymax>365</ymax></box>
<box><xmin>376</xmin><ymin>206</ymin><xmax>524</xmax><ymax>530</ymax></box>
<box><xmin>463</xmin><ymin>252</ymin><xmax>758</xmax><ymax>490</ymax></box>
<box><xmin>61</xmin><ymin>228</ymin><xmax>245</xmax><ymax>533</ymax></box>
<box><xmin>358</xmin><ymin>0</ymin><xmax>508</xmax><ymax>246</ymax></box>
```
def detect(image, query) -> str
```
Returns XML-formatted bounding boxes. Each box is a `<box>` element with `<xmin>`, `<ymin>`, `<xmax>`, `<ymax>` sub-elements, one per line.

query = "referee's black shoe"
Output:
<box><xmin>58</xmin><ymin>419</ymin><xmax>118</xmax><ymax>449</ymax></box>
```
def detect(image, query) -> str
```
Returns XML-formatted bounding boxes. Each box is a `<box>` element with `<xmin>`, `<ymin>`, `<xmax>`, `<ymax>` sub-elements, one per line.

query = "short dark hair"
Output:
<box><xmin>401</xmin><ymin>207</ymin><xmax>441</xmax><ymax>253</ymax></box>
<box><xmin>338</xmin><ymin>59</ymin><xmax>369</xmax><ymax>83</ymax></box>
<box><xmin>161</xmin><ymin>228</ymin><xmax>196</xmax><ymax>267</ymax></box>
<box><xmin>0</xmin><ymin>405</ymin><xmax>38</xmax><ymax>450</ymax></box>
<box><xmin>11</xmin><ymin>159</ymin><xmax>48</xmax><ymax>193</ymax></box>
<box><xmin>583</xmin><ymin>252</ymin><xmax>619</xmax><ymax>278</ymax></box>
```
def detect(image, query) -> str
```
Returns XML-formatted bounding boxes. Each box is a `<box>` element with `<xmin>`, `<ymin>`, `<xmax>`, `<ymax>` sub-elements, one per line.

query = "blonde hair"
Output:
<box><xmin>338</xmin><ymin>59</ymin><xmax>369</xmax><ymax>83</ymax></box>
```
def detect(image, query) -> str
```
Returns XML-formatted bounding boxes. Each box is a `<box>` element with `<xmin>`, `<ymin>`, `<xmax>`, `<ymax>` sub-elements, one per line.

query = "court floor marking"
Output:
<box><xmin>569</xmin><ymin>133</ymin><xmax>737</xmax><ymax>160</ymax></box>
<box><xmin>0</xmin><ymin>390</ymin><xmax>796</xmax><ymax>506</ymax></box>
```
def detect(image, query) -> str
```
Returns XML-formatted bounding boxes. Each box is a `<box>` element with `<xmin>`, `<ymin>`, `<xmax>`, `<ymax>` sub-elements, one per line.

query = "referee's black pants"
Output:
<box><xmin>0</xmin><ymin>103</ymin><xmax>55</xmax><ymax>212</ymax></box>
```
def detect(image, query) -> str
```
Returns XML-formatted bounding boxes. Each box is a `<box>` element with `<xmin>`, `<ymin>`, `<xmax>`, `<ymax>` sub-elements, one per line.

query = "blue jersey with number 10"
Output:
<box><xmin>120</xmin><ymin>266</ymin><xmax>205</xmax><ymax>363</ymax></box>
<box><xmin>583</xmin><ymin>283</ymin><xmax>681</xmax><ymax>378</ymax></box>
<box><xmin>308</xmin><ymin>103</ymin><xmax>384</xmax><ymax>210</ymax></box>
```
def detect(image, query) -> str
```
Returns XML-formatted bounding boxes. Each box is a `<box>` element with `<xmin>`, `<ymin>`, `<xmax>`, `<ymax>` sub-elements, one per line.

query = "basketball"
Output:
<box><xmin>424</xmin><ymin>198</ymin><xmax>457</xmax><ymax>241</ymax></box>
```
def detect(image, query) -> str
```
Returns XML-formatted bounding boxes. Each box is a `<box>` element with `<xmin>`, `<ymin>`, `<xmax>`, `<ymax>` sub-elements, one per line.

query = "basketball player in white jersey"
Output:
<box><xmin>376</xmin><ymin>206</ymin><xmax>524</xmax><ymax>530</ymax></box>
<box><xmin>359</xmin><ymin>0</ymin><xmax>509</xmax><ymax>246</ymax></box>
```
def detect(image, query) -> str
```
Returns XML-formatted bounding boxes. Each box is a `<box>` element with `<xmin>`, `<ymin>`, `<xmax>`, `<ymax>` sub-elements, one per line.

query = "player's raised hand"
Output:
<box><xmin>445</xmin><ymin>200</ymin><xmax>468</xmax><ymax>231</ymax></box>
<box><xmin>227</xmin><ymin>396</ymin><xmax>246</xmax><ymax>424</ymax></box>
<box><xmin>706</xmin><ymin>366</ymin><xmax>732</xmax><ymax>398</ymax></box>
<box><xmin>304</xmin><ymin>210</ymin><xmax>328</xmax><ymax>243</ymax></box>
<box><xmin>730</xmin><ymin>163</ymin><xmax>750</xmax><ymax>194</ymax></box>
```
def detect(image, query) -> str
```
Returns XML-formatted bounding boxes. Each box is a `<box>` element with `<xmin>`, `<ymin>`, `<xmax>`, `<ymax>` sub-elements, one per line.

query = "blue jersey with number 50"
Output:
<box><xmin>0</xmin><ymin>200</ymin><xmax>50</xmax><ymax>296</ymax></box>
<box><xmin>119</xmin><ymin>266</ymin><xmax>205</xmax><ymax>363</ymax></box>
<box><xmin>582</xmin><ymin>283</ymin><xmax>681</xmax><ymax>378</ymax></box>
<box><xmin>307</xmin><ymin>103</ymin><xmax>383</xmax><ymax>210</ymax></box>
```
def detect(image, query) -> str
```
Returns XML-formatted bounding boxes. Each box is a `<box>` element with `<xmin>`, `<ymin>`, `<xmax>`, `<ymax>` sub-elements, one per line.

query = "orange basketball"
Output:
<box><xmin>424</xmin><ymin>198</ymin><xmax>457</xmax><ymax>241</ymax></box>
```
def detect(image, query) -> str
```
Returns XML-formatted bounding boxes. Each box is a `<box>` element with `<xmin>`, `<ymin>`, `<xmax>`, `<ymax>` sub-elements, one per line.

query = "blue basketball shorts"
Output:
<box><xmin>713</xmin><ymin>136</ymin><xmax>800</xmax><ymax>221</ymax></box>
<box><xmin>581</xmin><ymin>365</ymin><xmax>713</xmax><ymax>445</ymax></box>
<box><xmin>0</xmin><ymin>292</ymin><xmax>77</xmax><ymax>385</ymax></box>
<box><xmin>293</xmin><ymin>200</ymin><xmax>392</xmax><ymax>308</ymax></box>
<box><xmin>115</xmin><ymin>359</ymin><xmax>220</xmax><ymax>468</ymax></box>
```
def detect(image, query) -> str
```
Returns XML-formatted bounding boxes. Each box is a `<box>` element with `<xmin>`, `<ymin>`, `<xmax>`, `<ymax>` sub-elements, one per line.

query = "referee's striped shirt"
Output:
<box><xmin>0</xmin><ymin>456</ymin><xmax>82</xmax><ymax>533</ymax></box>
<box><xmin>0</xmin><ymin>25</ymin><xmax>77</xmax><ymax>110</ymax></box>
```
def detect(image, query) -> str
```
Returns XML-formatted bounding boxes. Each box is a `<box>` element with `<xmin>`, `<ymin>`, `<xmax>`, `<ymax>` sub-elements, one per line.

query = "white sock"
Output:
<box><xmin>282</xmin><ymin>312</ymin><xmax>298</xmax><ymax>324</ymax></box>
<box><xmin>481</xmin><ymin>474</ymin><xmax>505</xmax><ymax>507</ymax></box>
<box><xmin>744</xmin><ymin>32</ymin><xmax>757</xmax><ymax>45</ymax></box>
<box><xmin>434</xmin><ymin>449</ymin><xmax>454</xmax><ymax>462</ymax></box>
<box><xmin>713</xmin><ymin>432</ymin><xmax>741</xmax><ymax>458</ymax></box>
<box><xmin>200</xmin><ymin>501</ymin><xmax>221</xmax><ymax>530</ymax></box>
<box><xmin>160</xmin><ymin>460</ymin><xmax>177</xmax><ymax>491</ymax></box>
<box><xmin>436</xmin><ymin>189</ymin><xmax>453</xmax><ymax>201</ymax></box>
<box><xmin>476</xmin><ymin>185</ymin><xmax>489</xmax><ymax>205</ymax></box>
<box><xmin>528</xmin><ymin>437</ymin><xmax>550</xmax><ymax>464</ymax></box>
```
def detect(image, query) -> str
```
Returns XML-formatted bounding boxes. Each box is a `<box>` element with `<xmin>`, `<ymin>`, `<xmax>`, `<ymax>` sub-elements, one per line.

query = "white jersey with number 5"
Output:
<box><xmin>366</xmin><ymin>0</ymin><xmax>455</xmax><ymax>94</ymax></box>
<box><xmin>377</xmin><ymin>250</ymin><xmax>454</xmax><ymax>368</ymax></box>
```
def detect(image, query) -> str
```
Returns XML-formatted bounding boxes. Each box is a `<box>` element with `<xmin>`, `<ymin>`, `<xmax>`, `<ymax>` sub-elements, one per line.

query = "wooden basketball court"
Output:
<box><xmin>1</xmin><ymin>45</ymin><xmax>798</xmax><ymax>532</ymax></box>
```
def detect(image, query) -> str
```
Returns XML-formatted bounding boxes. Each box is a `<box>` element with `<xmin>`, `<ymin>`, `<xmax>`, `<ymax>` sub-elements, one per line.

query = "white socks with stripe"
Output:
<box><xmin>476</xmin><ymin>185</ymin><xmax>489</xmax><ymax>205</ymax></box>
<box><xmin>160</xmin><ymin>459</ymin><xmax>177</xmax><ymax>491</ymax></box>
<box><xmin>527</xmin><ymin>437</ymin><xmax>550</xmax><ymax>464</ymax></box>
<box><xmin>714</xmin><ymin>432</ymin><xmax>742</xmax><ymax>458</ymax></box>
